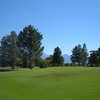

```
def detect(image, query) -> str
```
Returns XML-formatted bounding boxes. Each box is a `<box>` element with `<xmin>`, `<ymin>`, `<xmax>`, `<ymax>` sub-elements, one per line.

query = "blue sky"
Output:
<box><xmin>0</xmin><ymin>0</ymin><xmax>100</xmax><ymax>55</ymax></box>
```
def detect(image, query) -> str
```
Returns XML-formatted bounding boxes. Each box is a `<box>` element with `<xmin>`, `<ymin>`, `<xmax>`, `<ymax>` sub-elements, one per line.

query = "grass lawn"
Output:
<box><xmin>0</xmin><ymin>66</ymin><xmax>100</xmax><ymax>100</ymax></box>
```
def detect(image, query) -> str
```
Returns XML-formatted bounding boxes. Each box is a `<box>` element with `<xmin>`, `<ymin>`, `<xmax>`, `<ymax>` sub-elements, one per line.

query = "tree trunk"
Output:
<box><xmin>12</xmin><ymin>51</ymin><xmax>15</xmax><ymax>70</ymax></box>
<box><xmin>29</xmin><ymin>51</ymin><xmax>32</xmax><ymax>69</ymax></box>
<box><xmin>30</xmin><ymin>57</ymin><xmax>32</xmax><ymax>69</ymax></box>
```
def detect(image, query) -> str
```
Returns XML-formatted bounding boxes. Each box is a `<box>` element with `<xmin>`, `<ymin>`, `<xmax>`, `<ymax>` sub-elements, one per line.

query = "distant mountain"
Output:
<box><xmin>41</xmin><ymin>53</ymin><xmax>71</xmax><ymax>63</ymax></box>
<box><xmin>62</xmin><ymin>54</ymin><xmax>71</xmax><ymax>63</ymax></box>
<box><xmin>41</xmin><ymin>53</ymin><xmax>48</xmax><ymax>59</ymax></box>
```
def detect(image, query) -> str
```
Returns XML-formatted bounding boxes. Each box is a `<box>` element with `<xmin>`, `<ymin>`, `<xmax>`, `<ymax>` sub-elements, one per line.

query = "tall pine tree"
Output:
<box><xmin>18</xmin><ymin>25</ymin><xmax>44</xmax><ymax>69</ymax></box>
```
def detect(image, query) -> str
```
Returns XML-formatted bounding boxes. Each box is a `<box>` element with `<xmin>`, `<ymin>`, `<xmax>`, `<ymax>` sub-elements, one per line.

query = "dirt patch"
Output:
<box><xmin>51</xmin><ymin>72</ymin><xmax>79</xmax><ymax>77</ymax></box>
<box><xmin>33</xmin><ymin>74</ymin><xmax>50</xmax><ymax>78</ymax></box>
<box><xmin>33</xmin><ymin>71</ymin><xmax>80</xmax><ymax>78</ymax></box>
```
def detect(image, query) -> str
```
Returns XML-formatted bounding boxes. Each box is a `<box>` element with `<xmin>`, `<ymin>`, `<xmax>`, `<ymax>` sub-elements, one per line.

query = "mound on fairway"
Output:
<box><xmin>0</xmin><ymin>67</ymin><xmax>100</xmax><ymax>100</ymax></box>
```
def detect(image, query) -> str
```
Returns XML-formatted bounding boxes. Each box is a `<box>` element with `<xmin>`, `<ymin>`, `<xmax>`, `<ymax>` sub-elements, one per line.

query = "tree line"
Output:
<box><xmin>0</xmin><ymin>25</ymin><xmax>100</xmax><ymax>69</ymax></box>
<box><xmin>70</xmin><ymin>44</ymin><xmax>100</xmax><ymax>67</ymax></box>
<box><xmin>46</xmin><ymin>44</ymin><xmax>100</xmax><ymax>67</ymax></box>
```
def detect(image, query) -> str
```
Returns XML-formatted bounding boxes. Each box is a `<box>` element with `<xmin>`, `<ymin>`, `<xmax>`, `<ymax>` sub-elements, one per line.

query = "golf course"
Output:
<box><xmin>0</xmin><ymin>67</ymin><xmax>100</xmax><ymax>100</ymax></box>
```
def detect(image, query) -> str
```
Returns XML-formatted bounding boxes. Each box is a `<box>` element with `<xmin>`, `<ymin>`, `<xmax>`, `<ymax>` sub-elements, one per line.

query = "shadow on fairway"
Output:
<box><xmin>0</xmin><ymin>69</ymin><xmax>14</xmax><ymax>72</ymax></box>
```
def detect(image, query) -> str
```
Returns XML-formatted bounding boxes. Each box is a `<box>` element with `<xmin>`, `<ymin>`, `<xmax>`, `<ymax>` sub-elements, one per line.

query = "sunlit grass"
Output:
<box><xmin>0</xmin><ymin>67</ymin><xmax>100</xmax><ymax>100</ymax></box>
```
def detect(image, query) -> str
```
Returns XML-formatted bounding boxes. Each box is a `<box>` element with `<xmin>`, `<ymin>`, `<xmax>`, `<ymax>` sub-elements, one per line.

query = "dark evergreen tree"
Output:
<box><xmin>89</xmin><ymin>47</ymin><xmax>100</xmax><ymax>66</ymax></box>
<box><xmin>89</xmin><ymin>51</ymin><xmax>97</xmax><ymax>66</ymax></box>
<box><xmin>0</xmin><ymin>35</ymin><xmax>10</xmax><ymax>67</ymax></box>
<box><xmin>18</xmin><ymin>25</ymin><xmax>44</xmax><ymax>69</ymax></box>
<box><xmin>71</xmin><ymin>44</ymin><xmax>88</xmax><ymax>66</ymax></box>
<box><xmin>52</xmin><ymin>46</ymin><xmax>64</xmax><ymax>66</ymax></box>
<box><xmin>0</xmin><ymin>31</ymin><xmax>18</xmax><ymax>69</ymax></box>
<box><xmin>71</xmin><ymin>45</ymin><xmax>82</xmax><ymax>65</ymax></box>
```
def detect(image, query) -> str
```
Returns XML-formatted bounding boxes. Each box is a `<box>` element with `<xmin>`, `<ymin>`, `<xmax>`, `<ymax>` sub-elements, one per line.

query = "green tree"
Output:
<box><xmin>45</xmin><ymin>55</ymin><xmax>53</xmax><ymax>67</ymax></box>
<box><xmin>89</xmin><ymin>47</ymin><xmax>100</xmax><ymax>66</ymax></box>
<box><xmin>10</xmin><ymin>31</ymin><xmax>19</xmax><ymax>69</ymax></box>
<box><xmin>97</xmin><ymin>47</ymin><xmax>100</xmax><ymax>65</ymax></box>
<box><xmin>52</xmin><ymin>46</ymin><xmax>64</xmax><ymax>66</ymax></box>
<box><xmin>0</xmin><ymin>31</ymin><xmax>18</xmax><ymax>69</ymax></box>
<box><xmin>89</xmin><ymin>51</ymin><xmax>97</xmax><ymax>66</ymax></box>
<box><xmin>71</xmin><ymin>45</ymin><xmax>82</xmax><ymax>65</ymax></box>
<box><xmin>20</xmin><ymin>52</ymin><xmax>29</xmax><ymax>68</ymax></box>
<box><xmin>18</xmin><ymin>25</ymin><xmax>44</xmax><ymax>69</ymax></box>
<box><xmin>71</xmin><ymin>44</ymin><xmax>88</xmax><ymax>66</ymax></box>
<box><xmin>0</xmin><ymin>35</ymin><xmax>10</xmax><ymax>67</ymax></box>
<box><xmin>81</xmin><ymin>43</ymin><xmax>88</xmax><ymax>66</ymax></box>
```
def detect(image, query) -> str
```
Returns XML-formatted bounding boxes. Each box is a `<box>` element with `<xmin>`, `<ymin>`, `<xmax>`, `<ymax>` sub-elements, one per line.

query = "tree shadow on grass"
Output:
<box><xmin>0</xmin><ymin>69</ymin><xmax>14</xmax><ymax>72</ymax></box>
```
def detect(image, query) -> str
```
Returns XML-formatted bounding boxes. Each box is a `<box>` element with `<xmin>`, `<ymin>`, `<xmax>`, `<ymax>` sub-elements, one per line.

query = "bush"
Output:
<box><xmin>65</xmin><ymin>63</ymin><xmax>69</xmax><ymax>66</ymax></box>
<box><xmin>39</xmin><ymin>60</ymin><xmax>48</xmax><ymax>68</ymax></box>
<box><xmin>69</xmin><ymin>63</ymin><xmax>76</xmax><ymax>66</ymax></box>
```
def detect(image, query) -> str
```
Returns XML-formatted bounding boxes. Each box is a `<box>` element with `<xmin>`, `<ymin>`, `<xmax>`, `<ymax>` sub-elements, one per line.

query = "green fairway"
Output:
<box><xmin>0</xmin><ymin>67</ymin><xmax>100</xmax><ymax>100</ymax></box>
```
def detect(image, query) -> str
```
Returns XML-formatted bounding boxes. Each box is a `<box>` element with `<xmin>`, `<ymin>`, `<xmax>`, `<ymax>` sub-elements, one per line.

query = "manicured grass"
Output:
<box><xmin>0</xmin><ymin>67</ymin><xmax>100</xmax><ymax>100</ymax></box>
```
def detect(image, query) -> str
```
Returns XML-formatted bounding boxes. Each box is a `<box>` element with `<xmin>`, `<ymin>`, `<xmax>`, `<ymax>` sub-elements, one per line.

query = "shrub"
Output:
<box><xmin>39</xmin><ymin>60</ymin><xmax>48</xmax><ymax>68</ymax></box>
<box><xmin>65</xmin><ymin>63</ymin><xmax>69</xmax><ymax>66</ymax></box>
